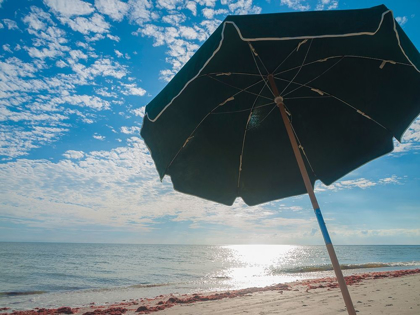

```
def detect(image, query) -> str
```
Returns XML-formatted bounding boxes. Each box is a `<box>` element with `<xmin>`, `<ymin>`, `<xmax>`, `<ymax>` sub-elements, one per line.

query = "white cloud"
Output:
<box><xmin>315</xmin><ymin>175</ymin><xmax>402</xmax><ymax>192</ymax></box>
<box><xmin>63</xmin><ymin>150</ymin><xmax>85</xmax><ymax>159</ymax></box>
<box><xmin>162</xmin><ymin>13</ymin><xmax>186</xmax><ymax>25</ymax></box>
<box><xmin>138</xmin><ymin>24</ymin><xmax>202</xmax><ymax>80</ymax></box>
<box><xmin>121</xmin><ymin>83</ymin><xmax>146</xmax><ymax>96</ymax></box>
<box><xmin>378</xmin><ymin>175</ymin><xmax>401</xmax><ymax>185</ymax></box>
<box><xmin>53</xmin><ymin>95</ymin><xmax>111</xmax><ymax>110</ymax></box>
<box><xmin>202</xmin><ymin>8</ymin><xmax>228</xmax><ymax>19</ymax></box>
<box><xmin>44</xmin><ymin>0</ymin><xmax>95</xmax><ymax>17</ymax></box>
<box><xmin>133</xmin><ymin>0</ymin><xmax>257</xmax><ymax>81</ymax></box>
<box><xmin>95</xmin><ymin>87</ymin><xmax>118</xmax><ymax>98</ymax></box>
<box><xmin>196</xmin><ymin>0</ymin><xmax>217</xmax><ymax>7</ymax></box>
<box><xmin>27</xmin><ymin>46</ymin><xmax>64</xmax><ymax>59</ymax></box>
<box><xmin>396</xmin><ymin>16</ymin><xmax>408</xmax><ymax>26</ymax></box>
<box><xmin>2</xmin><ymin>19</ymin><xmax>19</xmax><ymax>30</ymax></box>
<box><xmin>23</xmin><ymin>11</ymin><xmax>70</xmax><ymax>60</ymax></box>
<box><xmin>127</xmin><ymin>0</ymin><xmax>152</xmax><ymax>25</ymax></box>
<box><xmin>393</xmin><ymin>117</ymin><xmax>420</xmax><ymax>153</ymax></box>
<box><xmin>120</xmin><ymin>126</ymin><xmax>141</xmax><ymax>134</ymax></box>
<box><xmin>60</xmin><ymin>13</ymin><xmax>110</xmax><ymax>34</ymax></box>
<box><xmin>0</xmin><ymin>57</ymin><xmax>39</xmax><ymax>79</ymax></box>
<box><xmin>22</xmin><ymin>7</ymin><xmax>51</xmax><ymax>31</ymax></box>
<box><xmin>107</xmin><ymin>34</ymin><xmax>120</xmax><ymax>42</ymax></box>
<box><xmin>200</xmin><ymin>19</ymin><xmax>221</xmax><ymax>34</ymax></box>
<box><xmin>69</xmin><ymin>49</ymin><xmax>88</xmax><ymax>60</ymax></box>
<box><xmin>156</xmin><ymin>0</ymin><xmax>183</xmax><ymax>10</ymax></box>
<box><xmin>71</xmin><ymin>58</ymin><xmax>127</xmax><ymax>82</ymax></box>
<box><xmin>95</xmin><ymin>0</ymin><xmax>129</xmax><ymax>21</ymax></box>
<box><xmin>280</xmin><ymin>0</ymin><xmax>310</xmax><ymax>11</ymax></box>
<box><xmin>0</xmin><ymin>138</ymin><xmax>273</xmax><ymax>231</ymax></box>
<box><xmin>115</xmin><ymin>49</ymin><xmax>123</xmax><ymax>57</ymax></box>
<box><xmin>185</xmin><ymin>1</ymin><xmax>197</xmax><ymax>16</ymax></box>
<box><xmin>139</xmin><ymin>24</ymin><xmax>165</xmax><ymax>46</ymax></box>
<box><xmin>2</xmin><ymin>44</ymin><xmax>13</xmax><ymax>53</ymax></box>
<box><xmin>0</xmin><ymin>125</ymin><xmax>69</xmax><ymax>158</ymax></box>
<box><xmin>340</xmin><ymin>178</ymin><xmax>377</xmax><ymax>189</ymax></box>
<box><xmin>0</xmin><ymin>106</ymin><xmax>67</xmax><ymax>123</ymax></box>
<box><xmin>93</xmin><ymin>133</ymin><xmax>105</xmax><ymax>140</ymax></box>
<box><xmin>222</xmin><ymin>0</ymin><xmax>261</xmax><ymax>15</ymax></box>
<box><xmin>85</xmin><ymin>33</ymin><xmax>106</xmax><ymax>42</ymax></box>
<box><xmin>0</xmin><ymin>2</ymin><xmax>156</xmax><ymax>162</ymax></box>
<box><xmin>259</xmin><ymin>217</ymin><xmax>312</xmax><ymax>227</ymax></box>
<box><xmin>179</xmin><ymin>26</ymin><xmax>201</xmax><ymax>40</ymax></box>
<box><xmin>315</xmin><ymin>0</ymin><xmax>338</xmax><ymax>10</ymax></box>
<box><xmin>132</xmin><ymin>107</ymin><xmax>146</xmax><ymax>118</ymax></box>
<box><xmin>159</xmin><ymin>69</ymin><xmax>177</xmax><ymax>82</ymax></box>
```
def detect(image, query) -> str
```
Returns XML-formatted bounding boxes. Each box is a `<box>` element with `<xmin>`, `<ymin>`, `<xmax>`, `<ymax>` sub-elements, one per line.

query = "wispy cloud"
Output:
<box><xmin>0</xmin><ymin>137</ymin><xmax>286</xmax><ymax>232</ymax></box>
<box><xmin>95</xmin><ymin>0</ymin><xmax>129</xmax><ymax>22</ymax></box>
<box><xmin>2</xmin><ymin>18</ymin><xmax>19</xmax><ymax>30</ymax></box>
<box><xmin>315</xmin><ymin>175</ymin><xmax>402</xmax><ymax>192</ymax></box>
<box><xmin>120</xmin><ymin>126</ymin><xmax>141</xmax><ymax>134</ymax></box>
<box><xmin>134</xmin><ymin>0</ymin><xmax>261</xmax><ymax>81</ymax></box>
<box><xmin>393</xmin><ymin>117</ymin><xmax>420</xmax><ymax>154</ymax></box>
<box><xmin>396</xmin><ymin>16</ymin><xmax>408</xmax><ymax>26</ymax></box>
<box><xmin>63</xmin><ymin>150</ymin><xmax>85</xmax><ymax>159</ymax></box>
<box><xmin>93</xmin><ymin>133</ymin><xmax>105</xmax><ymax>140</ymax></box>
<box><xmin>44</xmin><ymin>0</ymin><xmax>95</xmax><ymax>17</ymax></box>
<box><xmin>280</xmin><ymin>0</ymin><xmax>310</xmax><ymax>11</ymax></box>
<box><xmin>315</xmin><ymin>0</ymin><xmax>338</xmax><ymax>11</ymax></box>
<box><xmin>59</xmin><ymin>13</ymin><xmax>111</xmax><ymax>35</ymax></box>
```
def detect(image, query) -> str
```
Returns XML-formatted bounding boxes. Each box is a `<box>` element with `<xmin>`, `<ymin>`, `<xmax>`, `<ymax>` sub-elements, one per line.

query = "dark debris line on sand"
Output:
<box><xmin>2</xmin><ymin>269</ymin><xmax>419</xmax><ymax>315</ymax></box>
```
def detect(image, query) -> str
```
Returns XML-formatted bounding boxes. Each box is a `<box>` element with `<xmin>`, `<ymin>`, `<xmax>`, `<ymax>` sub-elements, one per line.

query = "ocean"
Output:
<box><xmin>0</xmin><ymin>243</ymin><xmax>419</xmax><ymax>310</ymax></box>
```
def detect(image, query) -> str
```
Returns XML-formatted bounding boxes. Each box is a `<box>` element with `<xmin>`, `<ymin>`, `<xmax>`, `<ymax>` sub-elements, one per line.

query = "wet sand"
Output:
<box><xmin>2</xmin><ymin>269</ymin><xmax>419</xmax><ymax>315</ymax></box>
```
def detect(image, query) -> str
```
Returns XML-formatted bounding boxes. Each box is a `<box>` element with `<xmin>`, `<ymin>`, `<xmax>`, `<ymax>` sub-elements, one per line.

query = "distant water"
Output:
<box><xmin>0</xmin><ymin>243</ymin><xmax>419</xmax><ymax>310</ymax></box>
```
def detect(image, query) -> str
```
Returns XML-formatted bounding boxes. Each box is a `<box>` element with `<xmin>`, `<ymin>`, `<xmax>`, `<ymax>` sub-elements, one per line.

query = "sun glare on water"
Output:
<box><xmin>209</xmin><ymin>245</ymin><xmax>307</xmax><ymax>290</ymax></box>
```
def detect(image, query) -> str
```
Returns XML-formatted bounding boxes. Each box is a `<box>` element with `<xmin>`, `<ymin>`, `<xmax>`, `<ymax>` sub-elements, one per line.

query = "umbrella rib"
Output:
<box><xmin>248</xmin><ymin>42</ymin><xmax>271</xmax><ymax>75</ymax></box>
<box><xmin>163</xmin><ymin>104</ymin><xmax>223</xmax><ymax>177</ymax></box>
<box><xmin>281</xmin><ymin>56</ymin><xmax>345</xmax><ymax>97</ymax></box>
<box><xmin>272</xmin><ymin>44</ymin><xmax>299</xmax><ymax>74</ymax></box>
<box><xmin>198</xmin><ymin>72</ymin><xmax>262</xmax><ymax>78</ymax></box>
<box><xmin>163</xmin><ymin>79</ymin><xmax>271</xmax><ymax>177</ymax></box>
<box><xmin>246</xmin><ymin>105</ymin><xmax>278</xmax><ymax>131</ymax></box>
<box><xmin>245</xmin><ymin>98</ymin><xmax>332</xmax><ymax>131</ymax></box>
<box><xmin>280</xmin><ymin>39</ymin><xmax>313</xmax><ymax>96</ymax></box>
<box><xmin>275</xmin><ymin>55</ymin><xmax>412</xmax><ymax>77</ymax></box>
<box><xmin>247</xmin><ymin>42</ymin><xmax>275</xmax><ymax>97</ymax></box>
<box><xmin>237</xmin><ymin>84</ymin><xmax>268</xmax><ymax>189</ymax></box>
<box><xmin>284</xmin><ymin>96</ymin><xmax>333</xmax><ymax>100</ymax></box>
<box><xmin>275</xmin><ymin>76</ymin><xmax>389</xmax><ymax>131</ymax></box>
<box><xmin>207</xmin><ymin>75</ymin><xmax>273</xmax><ymax>101</ymax></box>
<box><xmin>211</xmin><ymin>101</ymin><xmax>275</xmax><ymax>115</ymax></box>
<box><xmin>284</xmin><ymin>103</ymin><xmax>318</xmax><ymax>177</ymax></box>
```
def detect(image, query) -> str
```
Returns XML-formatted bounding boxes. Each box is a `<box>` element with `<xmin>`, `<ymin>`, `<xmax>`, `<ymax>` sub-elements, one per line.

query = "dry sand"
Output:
<box><xmin>2</xmin><ymin>269</ymin><xmax>419</xmax><ymax>315</ymax></box>
<box><xmin>156</xmin><ymin>272</ymin><xmax>420</xmax><ymax>315</ymax></box>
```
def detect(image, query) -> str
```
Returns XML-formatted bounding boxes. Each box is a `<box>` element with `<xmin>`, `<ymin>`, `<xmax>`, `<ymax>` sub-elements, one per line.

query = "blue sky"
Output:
<box><xmin>0</xmin><ymin>0</ymin><xmax>419</xmax><ymax>245</ymax></box>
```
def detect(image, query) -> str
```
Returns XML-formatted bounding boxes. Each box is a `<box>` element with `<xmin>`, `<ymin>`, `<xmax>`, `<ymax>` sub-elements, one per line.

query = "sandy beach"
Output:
<box><xmin>2</xmin><ymin>269</ymin><xmax>419</xmax><ymax>315</ymax></box>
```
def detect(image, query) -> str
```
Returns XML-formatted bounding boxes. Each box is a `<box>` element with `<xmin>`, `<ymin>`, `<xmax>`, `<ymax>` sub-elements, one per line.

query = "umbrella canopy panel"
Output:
<box><xmin>141</xmin><ymin>5</ymin><xmax>420</xmax><ymax>206</ymax></box>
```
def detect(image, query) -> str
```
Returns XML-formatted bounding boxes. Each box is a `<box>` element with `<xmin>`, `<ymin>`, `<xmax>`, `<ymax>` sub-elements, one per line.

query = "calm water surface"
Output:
<box><xmin>0</xmin><ymin>243</ymin><xmax>419</xmax><ymax>309</ymax></box>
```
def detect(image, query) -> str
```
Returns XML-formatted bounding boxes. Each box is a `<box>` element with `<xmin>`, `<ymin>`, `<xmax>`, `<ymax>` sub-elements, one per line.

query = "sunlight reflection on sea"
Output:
<box><xmin>1</xmin><ymin>243</ymin><xmax>419</xmax><ymax>310</ymax></box>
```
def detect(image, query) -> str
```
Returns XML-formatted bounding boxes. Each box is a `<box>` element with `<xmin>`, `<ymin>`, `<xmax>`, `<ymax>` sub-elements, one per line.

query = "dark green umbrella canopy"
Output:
<box><xmin>141</xmin><ymin>5</ymin><xmax>420</xmax><ymax>206</ymax></box>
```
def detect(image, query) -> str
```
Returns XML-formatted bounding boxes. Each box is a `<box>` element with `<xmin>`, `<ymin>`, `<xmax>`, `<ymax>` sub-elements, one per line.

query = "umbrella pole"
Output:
<box><xmin>268</xmin><ymin>75</ymin><xmax>356</xmax><ymax>315</ymax></box>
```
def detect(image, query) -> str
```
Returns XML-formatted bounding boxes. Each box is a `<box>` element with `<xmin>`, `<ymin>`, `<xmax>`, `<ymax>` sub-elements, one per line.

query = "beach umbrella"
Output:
<box><xmin>141</xmin><ymin>5</ymin><xmax>420</xmax><ymax>315</ymax></box>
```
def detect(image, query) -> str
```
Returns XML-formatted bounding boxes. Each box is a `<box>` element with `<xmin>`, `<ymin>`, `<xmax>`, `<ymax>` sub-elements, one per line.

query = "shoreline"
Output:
<box><xmin>1</xmin><ymin>269</ymin><xmax>419</xmax><ymax>315</ymax></box>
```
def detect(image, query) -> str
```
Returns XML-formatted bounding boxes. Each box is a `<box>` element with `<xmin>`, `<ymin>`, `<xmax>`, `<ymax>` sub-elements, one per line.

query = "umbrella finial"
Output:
<box><xmin>274</xmin><ymin>96</ymin><xmax>284</xmax><ymax>105</ymax></box>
